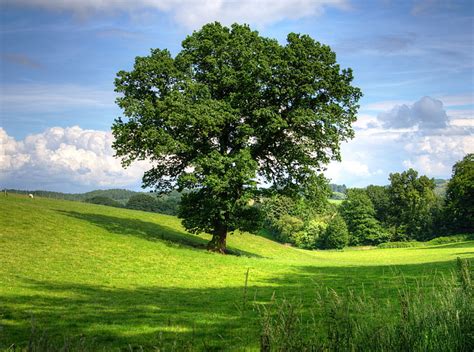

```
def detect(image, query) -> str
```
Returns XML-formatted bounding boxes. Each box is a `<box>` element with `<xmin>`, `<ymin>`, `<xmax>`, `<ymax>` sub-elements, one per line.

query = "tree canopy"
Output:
<box><xmin>387</xmin><ymin>169</ymin><xmax>437</xmax><ymax>240</ymax></box>
<box><xmin>112</xmin><ymin>22</ymin><xmax>362</xmax><ymax>252</ymax></box>
<box><xmin>445</xmin><ymin>154</ymin><xmax>474</xmax><ymax>233</ymax></box>
<box><xmin>340</xmin><ymin>189</ymin><xmax>388</xmax><ymax>245</ymax></box>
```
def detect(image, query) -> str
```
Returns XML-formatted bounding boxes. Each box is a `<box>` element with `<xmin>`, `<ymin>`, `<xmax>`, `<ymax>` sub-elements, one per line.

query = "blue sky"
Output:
<box><xmin>1</xmin><ymin>0</ymin><xmax>473</xmax><ymax>192</ymax></box>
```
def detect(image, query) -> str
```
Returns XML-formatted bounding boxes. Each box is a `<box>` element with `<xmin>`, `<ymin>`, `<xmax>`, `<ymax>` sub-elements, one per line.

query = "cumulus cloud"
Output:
<box><xmin>325</xmin><ymin>159</ymin><xmax>381</xmax><ymax>185</ymax></box>
<box><xmin>363</xmin><ymin>95</ymin><xmax>474</xmax><ymax>179</ymax></box>
<box><xmin>0</xmin><ymin>126</ymin><xmax>150</xmax><ymax>192</ymax></box>
<box><xmin>2</xmin><ymin>0</ymin><xmax>350</xmax><ymax>28</ymax></box>
<box><xmin>402</xmin><ymin>134</ymin><xmax>474</xmax><ymax>177</ymax></box>
<box><xmin>377</xmin><ymin>96</ymin><xmax>449</xmax><ymax>130</ymax></box>
<box><xmin>326</xmin><ymin>94</ymin><xmax>473</xmax><ymax>185</ymax></box>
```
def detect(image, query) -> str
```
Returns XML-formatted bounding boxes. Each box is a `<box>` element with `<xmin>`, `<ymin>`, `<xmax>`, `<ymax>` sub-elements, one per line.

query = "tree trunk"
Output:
<box><xmin>207</xmin><ymin>225</ymin><xmax>227</xmax><ymax>254</ymax></box>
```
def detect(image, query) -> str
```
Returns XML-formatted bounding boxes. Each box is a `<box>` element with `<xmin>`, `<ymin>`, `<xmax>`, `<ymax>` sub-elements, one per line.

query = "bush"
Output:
<box><xmin>275</xmin><ymin>215</ymin><xmax>304</xmax><ymax>243</ymax></box>
<box><xmin>378</xmin><ymin>241</ymin><xmax>423</xmax><ymax>249</ymax></box>
<box><xmin>292</xmin><ymin>231</ymin><xmax>315</xmax><ymax>249</ymax></box>
<box><xmin>318</xmin><ymin>216</ymin><xmax>348</xmax><ymax>250</ymax></box>
<box><xmin>428</xmin><ymin>234</ymin><xmax>474</xmax><ymax>245</ymax></box>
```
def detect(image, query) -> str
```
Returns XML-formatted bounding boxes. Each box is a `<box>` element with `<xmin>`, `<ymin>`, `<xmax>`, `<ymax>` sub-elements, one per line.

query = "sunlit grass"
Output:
<box><xmin>1</xmin><ymin>194</ymin><xmax>473</xmax><ymax>350</ymax></box>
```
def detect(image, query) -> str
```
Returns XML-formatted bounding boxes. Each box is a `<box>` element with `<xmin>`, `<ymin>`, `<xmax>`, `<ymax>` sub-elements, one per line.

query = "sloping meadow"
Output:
<box><xmin>0</xmin><ymin>195</ymin><xmax>473</xmax><ymax>350</ymax></box>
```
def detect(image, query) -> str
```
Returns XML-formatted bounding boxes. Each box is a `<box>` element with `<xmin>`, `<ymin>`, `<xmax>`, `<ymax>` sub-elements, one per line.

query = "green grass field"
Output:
<box><xmin>1</xmin><ymin>194</ymin><xmax>473</xmax><ymax>350</ymax></box>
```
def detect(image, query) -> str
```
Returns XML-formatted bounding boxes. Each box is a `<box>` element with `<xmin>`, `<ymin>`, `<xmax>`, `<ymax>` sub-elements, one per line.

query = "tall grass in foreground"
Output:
<box><xmin>2</xmin><ymin>259</ymin><xmax>472</xmax><ymax>351</ymax></box>
<box><xmin>259</xmin><ymin>258</ymin><xmax>473</xmax><ymax>352</ymax></box>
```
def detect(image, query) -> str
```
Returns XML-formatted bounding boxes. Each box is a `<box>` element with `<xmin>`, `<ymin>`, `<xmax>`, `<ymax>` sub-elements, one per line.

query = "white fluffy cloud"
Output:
<box><xmin>0</xmin><ymin>126</ymin><xmax>149</xmax><ymax>192</ymax></box>
<box><xmin>402</xmin><ymin>134</ymin><xmax>474</xmax><ymax>176</ymax></box>
<box><xmin>325</xmin><ymin>95</ymin><xmax>473</xmax><ymax>185</ymax></box>
<box><xmin>2</xmin><ymin>0</ymin><xmax>349</xmax><ymax>28</ymax></box>
<box><xmin>325</xmin><ymin>158</ymin><xmax>382</xmax><ymax>185</ymax></box>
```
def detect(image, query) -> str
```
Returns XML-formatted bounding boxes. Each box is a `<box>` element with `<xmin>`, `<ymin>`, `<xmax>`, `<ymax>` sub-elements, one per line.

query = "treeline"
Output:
<box><xmin>6</xmin><ymin>188</ymin><xmax>181</xmax><ymax>216</ymax></box>
<box><xmin>6</xmin><ymin>188</ymin><xmax>138</xmax><ymax>203</ymax></box>
<box><xmin>329</xmin><ymin>184</ymin><xmax>347</xmax><ymax>200</ymax></box>
<box><xmin>258</xmin><ymin>153</ymin><xmax>473</xmax><ymax>249</ymax></box>
<box><xmin>84</xmin><ymin>191</ymin><xmax>182</xmax><ymax>216</ymax></box>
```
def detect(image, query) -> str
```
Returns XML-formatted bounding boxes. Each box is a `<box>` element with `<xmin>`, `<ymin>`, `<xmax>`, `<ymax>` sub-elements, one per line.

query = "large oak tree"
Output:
<box><xmin>112</xmin><ymin>23</ymin><xmax>362</xmax><ymax>253</ymax></box>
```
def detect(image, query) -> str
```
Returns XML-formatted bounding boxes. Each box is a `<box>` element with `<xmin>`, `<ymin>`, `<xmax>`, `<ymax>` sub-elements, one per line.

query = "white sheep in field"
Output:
<box><xmin>28</xmin><ymin>193</ymin><xmax>34</xmax><ymax>199</ymax></box>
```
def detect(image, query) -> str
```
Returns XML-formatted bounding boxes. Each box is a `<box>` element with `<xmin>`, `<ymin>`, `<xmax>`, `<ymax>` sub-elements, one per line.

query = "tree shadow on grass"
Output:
<box><xmin>57</xmin><ymin>210</ymin><xmax>263</xmax><ymax>258</ymax></box>
<box><xmin>1</xmin><ymin>259</ymin><xmax>469</xmax><ymax>350</ymax></box>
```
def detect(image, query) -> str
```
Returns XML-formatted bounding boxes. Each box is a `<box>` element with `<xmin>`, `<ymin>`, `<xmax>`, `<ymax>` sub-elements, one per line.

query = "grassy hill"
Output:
<box><xmin>0</xmin><ymin>194</ymin><xmax>473</xmax><ymax>350</ymax></box>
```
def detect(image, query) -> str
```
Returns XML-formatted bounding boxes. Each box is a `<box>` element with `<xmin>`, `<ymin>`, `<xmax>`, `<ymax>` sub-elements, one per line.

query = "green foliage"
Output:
<box><xmin>365</xmin><ymin>185</ymin><xmax>390</xmax><ymax>224</ymax></box>
<box><xmin>340</xmin><ymin>189</ymin><xmax>389</xmax><ymax>245</ymax></box>
<box><xmin>301</xmin><ymin>219</ymin><xmax>328</xmax><ymax>249</ymax></box>
<box><xmin>82</xmin><ymin>189</ymin><xmax>139</xmax><ymax>204</ymax></box>
<box><xmin>445</xmin><ymin>154</ymin><xmax>474</xmax><ymax>233</ymax></box>
<box><xmin>378</xmin><ymin>241</ymin><xmax>424</xmax><ymax>249</ymax></box>
<box><xmin>84</xmin><ymin>196</ymin><xmax>122</xmax><ymax>208</ymax></box>
<box><xmin>274</xmin><ymin>215</ymin><xmax>305</xmax><ymax>243</ymax></box>
<box><xmin>388</xmin><ymin>169</ymin><xmax>438</xmax><ymax>241</ymax></box>
<box><xmin>260</xmin><ymin>193</ymin><xmax>332</xmax><ymax>248</ymax></box>
<box><xmin>427</xmin><ymin>233</ymin><xmax>474</xmax><ymax>245</ymax></box>
<box><xmin>112</xmin><ymin>22</ymin><xmax>361</xmax><ymax>251</ymax></box>
<box><xmin>125</xmin><ymin>193</ymin><xmax>159</xmax><ymax>212</ymax></box>
<box><xmin>154</xmin><ymin>190</ymin><xmax>181</xmax><ymax>215</ymax></box>
<box><xmin>318</xmin><ymin>215</ymin><xmax>349</xmax><ymax>249</ymax></box>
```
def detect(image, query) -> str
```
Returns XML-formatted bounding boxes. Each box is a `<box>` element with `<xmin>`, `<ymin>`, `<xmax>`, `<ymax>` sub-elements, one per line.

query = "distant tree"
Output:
<box><xmin>330</xmin><ymin>184</ymin><xmax>347</xmax><ymax>194</ymax></box>
<box><xmin>112</xmin><ymin>22</ymin><xmax>362</xmax><ymax>252</ymax></box>
<box><xmin>340</xmin><ymin>189</ymin><xmax>389</xmax><ymax>245</ymax></box>
<box><xmin>445</xmin><ymin>154</ymin><xmax>474</xmax><ymax>233</ymax></box>
<box><xmin>387</xmin><ymin>169</ymin><xmax>437</xmax><ymax>240</ymax></box>
<box><xmin>85</xmin><ymin>196</ymin><xmax>123</xmax><ymax>208</ymax></box>
<box><xmin>365</xmin><ymin>185</ymin><xmax>390</xmax><ymax>224</ymax></box>
<box><xmin>126</xmin><ymin>194</ymin><xmax>159</xmax><ymax>212</ymax></box>
<box><xmin>318</xmin><ymin>215</ymin><xmax>349</xmax><ymax>249</ymax></box>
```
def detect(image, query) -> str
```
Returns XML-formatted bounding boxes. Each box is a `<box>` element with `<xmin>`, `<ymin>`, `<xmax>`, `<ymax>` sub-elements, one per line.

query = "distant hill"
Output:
<box><xmin>5</xmin><ymin>188</ymin><xmax>140</xmax><ymax>204</ymax></box>
<box><xmin>434</xmin><ymin>179</ymin><xmax>449</xmax><ymax>198</ymax></box>
<box><xmin>5</xmin><ymin>188</ymin><xmax>182</xmax><ymax>215</ymax></box>
<box><xmin>329</xmin><ymin>184</ymin><xmax>347</xmax><ymax>199</ymax></box>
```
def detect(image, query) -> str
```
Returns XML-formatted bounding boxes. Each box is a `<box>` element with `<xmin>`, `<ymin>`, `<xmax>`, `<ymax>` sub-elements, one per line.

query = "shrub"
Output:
<box><xmin>378</xmin><ymin>241</ymin><xmax>423</xmax><ymax>249</ymax></box>
<box><xmin>318</xmin><ymin>215</ymin><xmax>348</xmax><ymax>249</ymax></box>
<box><xmin>427</xmin><ymin>234</ymin><xmax>474</xmax><ymax>245</ymax></box>
<box><xmin>275</xmin><ymin>215</ymin><xmax>304</xmax><ymax>243</ymax></box>
<box><xmin>292</xmin><ymin>231</ymin><xmax>315</xmax><ymax>249</ymax></box>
